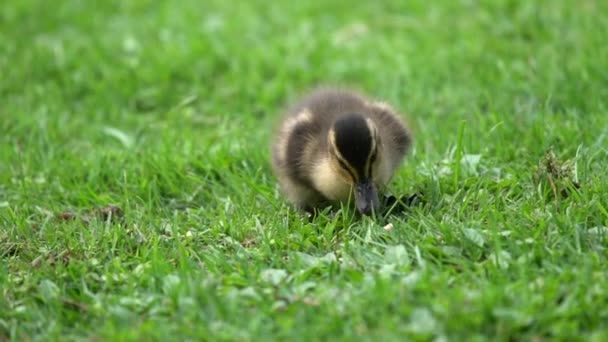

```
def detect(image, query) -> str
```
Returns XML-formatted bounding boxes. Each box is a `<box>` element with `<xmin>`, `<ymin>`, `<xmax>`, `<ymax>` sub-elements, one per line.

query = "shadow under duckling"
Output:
<box><xmin>271</xmin><ymin>87</ymin><xmax>414</xmax><ymax>217</ymax></box>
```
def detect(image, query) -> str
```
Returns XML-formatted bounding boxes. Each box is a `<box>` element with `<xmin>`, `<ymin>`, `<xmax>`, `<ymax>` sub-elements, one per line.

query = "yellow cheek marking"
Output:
<box><xmin>310</xmin><ymin>158</ymin><xmax>353</xmax><ymax>201</ymax></box>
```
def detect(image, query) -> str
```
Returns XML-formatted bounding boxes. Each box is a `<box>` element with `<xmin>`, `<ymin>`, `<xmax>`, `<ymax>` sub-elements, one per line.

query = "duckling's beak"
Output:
<box><xmin>355</xmin><ymin>179</ymin><xmax>379</xmax><ymax>215</ymax></box>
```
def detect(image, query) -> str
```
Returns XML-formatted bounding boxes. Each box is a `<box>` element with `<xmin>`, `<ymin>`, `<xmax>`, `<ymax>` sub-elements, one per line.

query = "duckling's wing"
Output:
<box><xmin>271</xmin><ymin>97</ymin><xmax>329</xmax><ymax>208</ymax></box>
<box><xmin>366</xmin><ymin>101</ymin><xmax>413</xmax><ymax>168</ymax></box>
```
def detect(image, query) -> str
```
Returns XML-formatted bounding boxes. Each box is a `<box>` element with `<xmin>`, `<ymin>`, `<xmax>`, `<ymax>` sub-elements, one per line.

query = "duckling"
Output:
<box><xmin>271</xmin><ymin>87</ymin><xmax>412</xmax><ymax>216</ymax></box>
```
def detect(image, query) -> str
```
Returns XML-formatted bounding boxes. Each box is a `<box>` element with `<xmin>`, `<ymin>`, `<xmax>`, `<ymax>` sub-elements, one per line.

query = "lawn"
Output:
<box><xmin>2</xmin><ymin>0</ymin><xmax>608</xmax><ymax>340</ymax></box>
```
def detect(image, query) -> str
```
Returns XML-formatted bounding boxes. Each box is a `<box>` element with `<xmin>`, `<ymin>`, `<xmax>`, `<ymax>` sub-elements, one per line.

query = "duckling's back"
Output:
<box><xmin>288</xmin><ymin>88</ymin><xmax>370</xmax><ymax>122</ymax></box>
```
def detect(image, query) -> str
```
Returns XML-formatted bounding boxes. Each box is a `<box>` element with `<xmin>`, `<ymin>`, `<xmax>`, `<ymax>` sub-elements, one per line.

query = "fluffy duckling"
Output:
<box><xmin>271</xmin><ymin>87</ymin><xmax>412</xmax><ymax>215</ymax></box>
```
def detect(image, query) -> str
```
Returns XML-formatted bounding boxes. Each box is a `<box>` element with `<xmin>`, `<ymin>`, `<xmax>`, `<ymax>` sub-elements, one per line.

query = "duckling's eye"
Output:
<box><xmin>369</xmin><ymin>150</ymin><xmax>377</xmax><ymax>163</ymax></box>
<box><xmin>367</xmin><ymin>150</ymin><xmax>377</xmax><ymax>177</ymax></box>
<box><xmin>337</xmin><ymin>159</ymin><xmax>356</xmax><ymax>181</ymax></box>
<box><xmin>338</xmin><ymin>159</ymin><xmax>351</xmax><ymax>172</ymax></box>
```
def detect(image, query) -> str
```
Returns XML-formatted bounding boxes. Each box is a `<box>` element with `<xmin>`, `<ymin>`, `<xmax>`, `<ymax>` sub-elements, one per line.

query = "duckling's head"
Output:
<box><xmin>328</xmin><ymin>113</ymin><xmax>381</xmax><ymax>215</ymax></box>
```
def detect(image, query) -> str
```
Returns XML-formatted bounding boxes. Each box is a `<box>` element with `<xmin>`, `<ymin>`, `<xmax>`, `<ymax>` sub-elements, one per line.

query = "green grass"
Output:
<box><xmin>2</xmin><ymin>0</ymin><xmax>608</xmax><ymax>340</ymax></box>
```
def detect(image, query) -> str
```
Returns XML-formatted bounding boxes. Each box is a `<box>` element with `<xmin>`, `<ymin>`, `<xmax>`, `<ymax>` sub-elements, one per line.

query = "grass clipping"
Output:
<box><xmin>533</xmin><ymin>149</ymin><xmax>580</xmax><ymax>201</ymax></box>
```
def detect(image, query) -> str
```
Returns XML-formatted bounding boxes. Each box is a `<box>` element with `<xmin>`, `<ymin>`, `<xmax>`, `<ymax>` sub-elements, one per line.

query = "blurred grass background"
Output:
<box><xmin>1</xmin><ymin>0</ymin><xmax>608</xmax><ymax>340</ymax></box>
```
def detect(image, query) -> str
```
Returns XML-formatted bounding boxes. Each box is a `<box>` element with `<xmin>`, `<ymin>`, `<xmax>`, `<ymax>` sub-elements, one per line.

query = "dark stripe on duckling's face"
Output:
<box><xmin>330</xmin><ymin>113</ymin><xmax>376</xmax><ymax>181</ymax></box>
